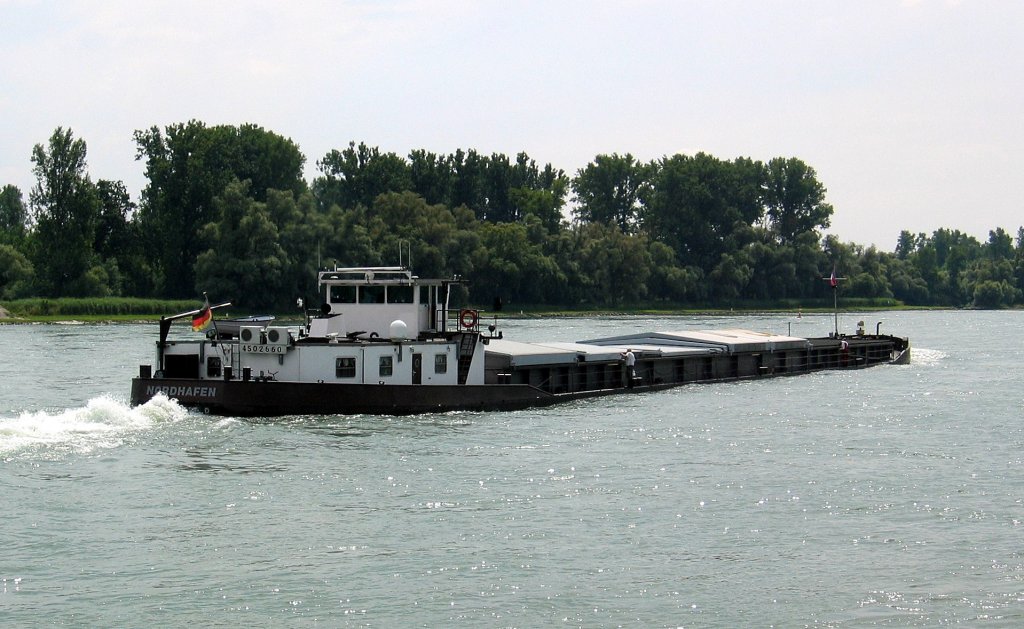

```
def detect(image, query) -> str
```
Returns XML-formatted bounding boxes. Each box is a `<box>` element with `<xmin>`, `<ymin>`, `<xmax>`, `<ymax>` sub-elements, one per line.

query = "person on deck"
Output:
<box><xmin>622</xmin><ymin>349</ymin><xmax>636</xmax><ymax>387</ymax></box>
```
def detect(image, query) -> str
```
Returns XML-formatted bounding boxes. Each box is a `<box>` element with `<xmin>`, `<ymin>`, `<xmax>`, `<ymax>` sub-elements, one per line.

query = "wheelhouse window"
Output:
<box><xmin>359</xmin><ymin>285</ymin><xmax>385</xmax><ymax>303</ymax></box>
<box><xmin>379</xmin><ymin>355</ymin><xmax>393</xmax><ymax>377</ymax></box>
<box><xmin>330</xmin><ymin>285</ymin><xmax>357</xmax><ymax>304</ymax></box>
<box><xmin>335</xmin><ymin>357</ymin><xmax>357</xmax><ymax>378</ymax></box>
<box><xmin>434</xmin><ymin>353</ymin><xmax>447</xmax><ymax>374</ymax></box>
<box><xmin>387</xmin><ymin>285</ymin><xmax>414</xmax><ymax>304</ymax></box>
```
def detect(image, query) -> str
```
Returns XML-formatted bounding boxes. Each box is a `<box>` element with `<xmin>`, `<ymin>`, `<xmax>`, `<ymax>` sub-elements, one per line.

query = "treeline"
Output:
<box><xmin>2</xmin><ymin>123</ymin><xmax>1023</xmax><ymax>310</ymax></box>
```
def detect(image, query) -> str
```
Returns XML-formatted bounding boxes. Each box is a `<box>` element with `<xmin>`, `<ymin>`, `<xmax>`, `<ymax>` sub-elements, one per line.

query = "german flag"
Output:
<box><xmin>191</xmin><ymin>298</ymin><xmax>212</xmax><ymax>332</ymax></box>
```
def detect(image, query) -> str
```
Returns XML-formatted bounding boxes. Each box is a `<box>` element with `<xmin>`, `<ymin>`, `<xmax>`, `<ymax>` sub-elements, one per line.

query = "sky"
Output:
<box><xmin>1</xmin><ymin>0</ymin><xmax>1021</xmax><ymax>249</ymax></box>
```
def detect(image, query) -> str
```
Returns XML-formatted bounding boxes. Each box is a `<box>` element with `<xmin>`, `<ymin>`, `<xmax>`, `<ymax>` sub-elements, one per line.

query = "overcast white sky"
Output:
<box><xmin>1</xmin><ymin>0</ymin><xmax>1021</xmax><ymax>248</ymax></box>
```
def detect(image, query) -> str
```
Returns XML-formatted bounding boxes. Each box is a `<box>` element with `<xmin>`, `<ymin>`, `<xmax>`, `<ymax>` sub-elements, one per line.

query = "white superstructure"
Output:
<box><xmin>157</xmin><ymin>266</ymin><xmax>488</xmax><ymax>387</ymax></box>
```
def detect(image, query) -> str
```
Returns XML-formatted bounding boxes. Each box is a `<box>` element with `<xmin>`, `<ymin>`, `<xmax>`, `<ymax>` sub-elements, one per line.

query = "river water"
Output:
<box><xmin>1</xmin><ymin>311</ymin><xmax>1021</xmax><ymax>626</ymax></box>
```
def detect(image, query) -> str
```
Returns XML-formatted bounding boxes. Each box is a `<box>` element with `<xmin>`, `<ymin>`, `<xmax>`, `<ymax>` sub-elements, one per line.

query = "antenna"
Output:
<box><xmin>398</xmin><ymin>239</ymin><xmax>412</xmax><ymax>270</ymax></box>
<box><xmin>822</xmin><ymin>265</ymin><xmax>846</xmax><ymax>337</ymax></box>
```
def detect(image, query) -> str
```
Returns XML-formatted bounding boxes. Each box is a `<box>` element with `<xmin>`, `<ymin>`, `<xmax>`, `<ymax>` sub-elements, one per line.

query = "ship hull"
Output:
<box><xmin>131</xmin><ymin>378</ymin><xmax>559</xmax><ymax>416</ymax></box>
<box><xmin>130</xmin><ymin>338</ymin><xmax>909</xmax><ymax>417</ymax></box>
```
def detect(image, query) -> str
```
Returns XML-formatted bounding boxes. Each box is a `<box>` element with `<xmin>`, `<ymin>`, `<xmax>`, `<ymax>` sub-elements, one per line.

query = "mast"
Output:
<box><xmin>823</xmin><ymin>266</ymin><xmax>846</xmax><ymax>336</ymax></box>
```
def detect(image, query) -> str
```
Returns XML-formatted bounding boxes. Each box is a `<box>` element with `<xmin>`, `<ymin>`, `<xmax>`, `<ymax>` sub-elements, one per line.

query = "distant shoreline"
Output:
<box><xmin>0</xmin><ymin>305</ymin><xmax>956</xmax><ymax>325</ymax></box>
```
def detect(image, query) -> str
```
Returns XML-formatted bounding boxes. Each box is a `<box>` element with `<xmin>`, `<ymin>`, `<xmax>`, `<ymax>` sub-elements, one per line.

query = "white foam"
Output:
<box><xmin>906</xmin><ymin>347</ymin><xmax>946</xmax><ymax>366</ymax></box>
<box><xmin>0</xmin><ymin>393</ymin><xmax>188</xmax><ymax>457</ymax></box>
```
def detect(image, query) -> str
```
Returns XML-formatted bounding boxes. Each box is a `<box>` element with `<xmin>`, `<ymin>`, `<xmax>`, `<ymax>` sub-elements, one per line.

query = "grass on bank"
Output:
<box><xmin>498</xmin><ymin>296</ymin><xmax>910</xmax><ymax>317</ymax></box>
<box><xmin>1</xmin><ymin>295</ymin><xmax>915</xmax><ymax>323</ymax></box>
<box><xmin>0</xmin><ymin>297</ymin><xmax>199</xmax><ymax>322</ymax></box>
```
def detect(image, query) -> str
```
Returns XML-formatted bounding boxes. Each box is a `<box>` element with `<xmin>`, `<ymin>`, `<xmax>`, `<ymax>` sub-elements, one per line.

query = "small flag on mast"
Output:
<box><xmin>829</xmin><ymin>267</ymin><xmax>838</xmax><ymax>288</ymax></box>
<box><xmin>192</xmin><ymin>296</ymin><xmax>212</xmax><ymax>332</ymax></box>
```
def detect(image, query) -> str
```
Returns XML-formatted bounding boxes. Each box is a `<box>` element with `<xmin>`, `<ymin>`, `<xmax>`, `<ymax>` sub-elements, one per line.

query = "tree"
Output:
<box><xmin>94</xmin><ymin>180</ymin><xmax>134</xmax><ymax>260</ymax></box>
<box><xmin>728</xmin><ymin>157</ymin><xmax>768</xmax><ymax>227</ymax></box>
<box><xmin>408</xmin><ymin>149</ymin><xmax>453</xmax><ymax>205</ymax></box>
<box><xmin>317</xmin><ymin>204</ymin><xmax>382</xmax><ymax>271</ymax></box>
<box><xmin>846</xmin><ymin>246</ymin><xmax>893</xmax><ymax>299</ymax></box>
<box><xmin>642</xmin><ymin>153</ymin><xmax>757</xmax><ymax>273</ymax></box>
<box><xmin>572</xmin><ymin>153</ymin><xmax>651</xmax><ymax>234</ymax></box>
<box><xmin>646</xmin><ymin>240</ymin><xmax>700</xmax><ymax>301</ymax></box>
<box><xmin>365</xmin><ymin>191</ymin><xmax>459</xmax><ymax>278</ymax></box>
<box><xmin>962</xmin><ymin>256</ymin><xmax>1019</xmax><ymax>308</ymax></box>
<box><xmin>707</xmin><ymin>251</ymin><xmax>753</xmax><ymax>301</ymax></box>
<box><xmin>194</xmin><ymin>179</ymin><xmax>288</xmax><ymax>309</ymax></box>
<box><xmin>985</xmin><ymin>227</ymin><xmax>1014</xmax><ymax>261</ymax></box>
<box><xmin>231</xmin><ymin>123</ymin><xmax>307</xmax><ymax>200</ymax></box>
<box><xmin>741</xmin><ymin>228</ymin><xmax>826</xmax><ymax>301</ymax></box>
<box><xmin>0</xmin><ymin>244</ymin><xmax>34</xmax><ymax>298</ymax></box>
<box><xmin>889</xmin><ymin>259</ymin><xmax>930</xmax><ymax>305</ymax></box>
<box><xmin>821</xmin><ymin>235</ymin><xmax>859</xmax><ymax>299</ymax></box>
<box><xmin>895</xmin><ymin>230</ymin><xmax>915</xmax><ymax>260</ymax></box>
<box><xmin>449</xmin><ymin>148</ymin><xmax>488</xmax><ymax>217</ymax></box>
<box><xmin>904</xmin><ymin>228</ymin><xmax>983</xmax><ymax>306</ymax></box>
<box><xmin>0</xmin><ymin>184</ymin><xmax>29</xmax><ymax>246</ymax></box>
<box><xmin>469</xmin><ymin>221</ymin><xmax>564</xmax><ymax>304</ymax></box>
<box><xmin>1015</xmin><ymin>227</ymin><xmax>1024</xmax><ymax>296</ymax></box>
<box><xmin>314</xmin><ymin>142</ymin><xmax>411</xmax><ymax>211</ymax></box>
<box><xmin>973</xmin><ymin>280</ymin><xmax>1010</xmax><ymax>308</ymax></box>
<box><xmin>573</xmin><ymin>223</ymin><xmax>653</xmax><ymax>306</ymax></box>
<box><xmin>135</xmin><ymin>121</ymin><xmax>306</xmax><ymax>297</ymax></box>
<box><xmin>265</xmin><ymin>188</ymin><xmax>322</xmax><ymax>303</ymax></box>
<box><xmin>763</xmin><ymin>157</ymin><xmax>832</xmax><ymax>244</ymax></box>
<box><xmin>29</xmin><ymin>127</ymin><xmax>102</xmax><ymax>296</ymax></box>
<box><xmin>510</xmin><ymin>187</ymin><xmax>565</xmax><ymax>234</ymax></box>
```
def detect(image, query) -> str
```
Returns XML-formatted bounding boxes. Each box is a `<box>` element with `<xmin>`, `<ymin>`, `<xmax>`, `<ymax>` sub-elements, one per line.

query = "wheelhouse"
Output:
<box><xmin>317</xmin><ymin>266</ymin><xmax>460</xmax><ymax>338</ymax></box>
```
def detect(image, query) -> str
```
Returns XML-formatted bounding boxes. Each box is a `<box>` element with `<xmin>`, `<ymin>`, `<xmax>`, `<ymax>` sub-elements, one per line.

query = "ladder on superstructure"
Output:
<box><xmin>457</xmin><ymin>333</ymin><xmax>476</xmax><ymax>384</ymax></box>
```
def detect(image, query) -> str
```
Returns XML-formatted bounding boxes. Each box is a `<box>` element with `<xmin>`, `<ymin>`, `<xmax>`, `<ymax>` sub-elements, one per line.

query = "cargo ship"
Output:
<box><xmin>130</xmin><ymin>266</ymin><xmax>910</xmax><ymax>416</ymax></box>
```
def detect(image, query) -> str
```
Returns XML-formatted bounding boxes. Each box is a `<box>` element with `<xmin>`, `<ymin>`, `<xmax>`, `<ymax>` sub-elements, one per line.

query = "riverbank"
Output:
<box><xmin>0</xmin><ymin>300</ymin><xmax>949</xmax><ymax>325</ymax></box>
<box><xmin>0</xmin><ymin>297</ymin><xmax>198</xmax><ymax>323</ymax></box>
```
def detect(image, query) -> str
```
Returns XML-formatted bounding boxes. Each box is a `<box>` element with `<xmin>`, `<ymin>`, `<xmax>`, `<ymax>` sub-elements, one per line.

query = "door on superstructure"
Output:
<box><xmin>412</xmin><ymin>353</ymin><xmax>422</xmax><ymax>384</ymax></box>
<box><xmin>421</xmin><ymin>285</ymin><xmax>438</xmax><ymax>332</ymax></box>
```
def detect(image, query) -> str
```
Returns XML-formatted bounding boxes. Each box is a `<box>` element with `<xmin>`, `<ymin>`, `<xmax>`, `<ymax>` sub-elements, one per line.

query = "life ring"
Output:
<box><xmin>459</xmin><ymin>309</ymin><xmax>479</xmax><ymax>329</ymax></box>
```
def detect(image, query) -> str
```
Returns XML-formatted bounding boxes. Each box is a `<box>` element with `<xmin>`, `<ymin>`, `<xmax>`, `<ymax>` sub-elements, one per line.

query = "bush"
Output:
<box><xmin>0</xmin><ymin>244</ymin><xmax>34</xmax><ymax>299</ymax></box>
<box><xmin>973</xmin><ymin>280</ymin><xmax>1010</xmax><ymax>308</ymax></box>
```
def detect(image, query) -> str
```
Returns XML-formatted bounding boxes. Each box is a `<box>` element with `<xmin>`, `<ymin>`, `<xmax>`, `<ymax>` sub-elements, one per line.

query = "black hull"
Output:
<box><xmin>130</xmin><ymin>340</ymin><xmax>909</xmax><ymax>417</ymax></box>
<box><xmin>131</xmin><ymin>378</ymin><xmax>561</xmax><ymax>416</ymax></box>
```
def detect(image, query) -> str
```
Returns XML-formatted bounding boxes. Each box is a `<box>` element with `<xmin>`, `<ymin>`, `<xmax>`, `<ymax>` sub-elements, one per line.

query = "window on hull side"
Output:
<box><xmin>379</xmin><ymin>355</ymin><xmax>393</xmax><ymax>377</ymax></box>
<box><xmin>336</xmin><ymin>357</ymin><xmax>356</xmax><ymax>378</ymax></box>
<box><xmin>435</xmin><ymin>354</ymin><xmax>447</xmax><ymax>374</ymax></box>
